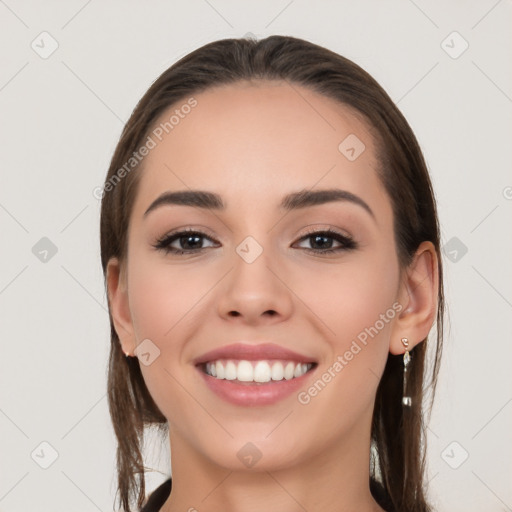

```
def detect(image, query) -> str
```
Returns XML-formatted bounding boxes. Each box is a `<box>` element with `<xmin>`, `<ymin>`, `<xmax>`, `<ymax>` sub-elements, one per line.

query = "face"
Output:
<box><xmin>110</xmin><ymin>80</ymin><xmax>404</xmax><ymax>472</ymax></box>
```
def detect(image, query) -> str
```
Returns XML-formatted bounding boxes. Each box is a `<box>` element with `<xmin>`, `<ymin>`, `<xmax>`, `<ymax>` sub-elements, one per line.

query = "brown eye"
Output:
<box><xmin>295</xmin><ymin>229</ymin><xmax>357</xmax><ymax>254</ymax></box>
<box><xmin>153</xmin><ymin>229</ymin><xmax>218</xmax><ymax>255</ymax></box>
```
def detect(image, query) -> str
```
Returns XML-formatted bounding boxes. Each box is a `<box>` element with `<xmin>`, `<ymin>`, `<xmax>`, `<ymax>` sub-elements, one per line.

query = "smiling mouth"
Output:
<box><xmin>198</xmin><ymin>359</ymin><xmax>317</xmax><ymax>384</ymax></box>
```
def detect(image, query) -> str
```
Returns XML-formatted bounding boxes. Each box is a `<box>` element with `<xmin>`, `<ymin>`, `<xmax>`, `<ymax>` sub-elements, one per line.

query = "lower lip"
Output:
<box><xmin>197</xmin><ymin>365</ymin><xmax>316</xmax><ymax>406</ymax></box>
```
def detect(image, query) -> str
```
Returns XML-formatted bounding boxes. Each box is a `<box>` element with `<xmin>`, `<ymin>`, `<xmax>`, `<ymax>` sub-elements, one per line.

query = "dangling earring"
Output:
<box><xmin>401</xmin><ymin>337</ymin><xmax>412</xmax><ymax>406</ymax></box>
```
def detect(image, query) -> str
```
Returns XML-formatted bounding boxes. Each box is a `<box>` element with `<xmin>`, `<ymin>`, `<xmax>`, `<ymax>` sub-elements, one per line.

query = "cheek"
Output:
<box><xmin>298</xmin><ymin>247</ymin><xmax>399</xmax><ymax>411</ymax></box>
<box><xmin>126</xmin><ymin>254</ymin><xmax>219</xmax><ymax>412</ymax></box>
<box><xmin>295</xmin><ymin>266</ymin><xmax>399</xmax><ymax>435</ymax></box>
<box><xmin>128</xmin><ymin>256</ymin><xmax>211</xmax><ymax>342</ymax></box>
<box><xmin>125</xmin><ymin>258</ymin><xmax>206</xmax><ymax>424</ymax></box>
<box><xmin>301</xmin><ymin>248</ymin><xmax>400</xmax><ymax>346</ymax></box>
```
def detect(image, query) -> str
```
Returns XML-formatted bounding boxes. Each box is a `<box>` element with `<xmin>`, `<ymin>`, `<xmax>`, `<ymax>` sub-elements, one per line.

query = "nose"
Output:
<box><xmin>216</xmin><ymin>241</ymin><xmax>294</xmax><ymax>326</ymax></box>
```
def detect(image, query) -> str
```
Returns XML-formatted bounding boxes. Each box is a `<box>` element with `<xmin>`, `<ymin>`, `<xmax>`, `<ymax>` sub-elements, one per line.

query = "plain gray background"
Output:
<box><xmin>1</xmin><ymin>1</ymin><xmax>511</xmax><ymax>511</ymax></box>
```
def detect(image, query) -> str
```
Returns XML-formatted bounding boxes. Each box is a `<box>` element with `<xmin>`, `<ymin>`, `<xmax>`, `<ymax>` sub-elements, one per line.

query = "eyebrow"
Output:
<box><xmin>143</xmin><ymin>188</ymin><xmax>375</xmax><ymax>220</ymax></box>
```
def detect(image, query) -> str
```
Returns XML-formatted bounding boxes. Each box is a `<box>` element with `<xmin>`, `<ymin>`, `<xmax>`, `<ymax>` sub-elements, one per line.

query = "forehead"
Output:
<box><xmin>132</xmin><ymin>80</ymin><xmax>389</xmax><ymax>220</ymax></box>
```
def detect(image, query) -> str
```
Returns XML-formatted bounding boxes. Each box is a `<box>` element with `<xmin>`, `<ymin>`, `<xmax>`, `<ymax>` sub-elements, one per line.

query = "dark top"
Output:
<box><xmin>139</xmin><ymin>477</ymin><xmax>396</xmax><ymax>512</ymax></box>
<box><xmin>140</xmin><ymin>478</ymin><xmax>172</xmax><ymax>512</ymax></box>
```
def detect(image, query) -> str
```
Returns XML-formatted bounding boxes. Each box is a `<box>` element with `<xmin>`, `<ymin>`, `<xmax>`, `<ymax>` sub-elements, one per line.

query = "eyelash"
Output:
<box><xmin>153</xmin><ymin>227</ymin><xmax>357</xmax><ymax>256</ymax></box>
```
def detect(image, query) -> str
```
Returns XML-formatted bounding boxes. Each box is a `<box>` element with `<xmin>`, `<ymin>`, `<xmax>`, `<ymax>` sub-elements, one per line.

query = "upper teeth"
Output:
<box><xmin>204</xmin><ymin>360</ymin><xmax>312</xmax><ymax>383</ymax></box>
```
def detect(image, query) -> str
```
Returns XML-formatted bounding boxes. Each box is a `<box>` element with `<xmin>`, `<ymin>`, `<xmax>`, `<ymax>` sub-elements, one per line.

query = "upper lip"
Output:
<box><xmin>193</xmin><ymin>343</ymin><xmax>317</xmax><ymax>365</ymax></box>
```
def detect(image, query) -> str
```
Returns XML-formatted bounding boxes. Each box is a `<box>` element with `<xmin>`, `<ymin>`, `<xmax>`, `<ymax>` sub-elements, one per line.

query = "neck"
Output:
<box><xmin>161</xmin><ymin>412</ymin><xmax>386</xmax><ymax>512</ymax></box>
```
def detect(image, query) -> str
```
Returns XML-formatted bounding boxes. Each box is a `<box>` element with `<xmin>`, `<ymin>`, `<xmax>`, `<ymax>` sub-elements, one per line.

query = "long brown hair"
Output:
<box><xmin>100</xmin><ymin>35</ymin><xmax>444</xmax><ymax>512</ymax></box>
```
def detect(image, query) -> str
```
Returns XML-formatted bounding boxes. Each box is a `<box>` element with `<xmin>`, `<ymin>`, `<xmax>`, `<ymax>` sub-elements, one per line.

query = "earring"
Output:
<box><xmin>401</xmin><ymin>337</ymin><xmax>412</xmax><ymax>407</ymax></box>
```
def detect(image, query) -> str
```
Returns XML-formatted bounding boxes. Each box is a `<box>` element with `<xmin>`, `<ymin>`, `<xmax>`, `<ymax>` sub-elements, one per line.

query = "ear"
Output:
<box><xmin>106</xmin><ymin>257</ymin><xmax>137</xmax><ymax>356</ymax></box>
<box><xmin>389</xmin><ymin>241</ymin><xmax>439</xmax><ymax>355</ymax></box>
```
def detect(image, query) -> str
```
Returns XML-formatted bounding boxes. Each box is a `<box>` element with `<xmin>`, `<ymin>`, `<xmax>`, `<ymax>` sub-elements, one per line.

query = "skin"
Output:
<box><xmin>107</xmin><ymin>80</ymin><xmax>438</xmax><ymax>512</ymax></box>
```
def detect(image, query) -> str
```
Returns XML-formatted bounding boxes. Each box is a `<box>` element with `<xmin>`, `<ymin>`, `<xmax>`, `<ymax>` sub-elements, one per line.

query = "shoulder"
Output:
<box><xmin>140</xmin><ymin>478</ymin><xmax>172</xmax><ymax>512</ymax></box>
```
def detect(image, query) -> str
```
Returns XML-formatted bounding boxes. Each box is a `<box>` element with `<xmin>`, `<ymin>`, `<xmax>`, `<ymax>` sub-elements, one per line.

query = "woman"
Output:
<box><xmin>100</xmin><ymin>35</ymin><xmax>444</xmax><ymax>512</ymax></box>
